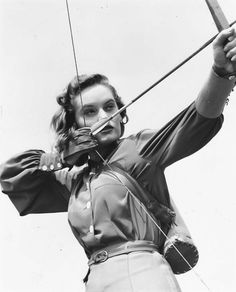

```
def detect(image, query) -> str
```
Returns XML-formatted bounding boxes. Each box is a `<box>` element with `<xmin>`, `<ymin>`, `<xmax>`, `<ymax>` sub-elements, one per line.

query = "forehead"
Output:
<box><xmin>74</xmin><ymin>84</ymin><xmax>115</xmax><ymax>108</ymax></box>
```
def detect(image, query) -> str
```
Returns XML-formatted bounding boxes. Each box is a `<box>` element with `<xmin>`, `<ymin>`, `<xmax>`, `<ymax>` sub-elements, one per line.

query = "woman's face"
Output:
<box><xmin>74</xmin><ymin>84</ymin><xmax>122</xmax><ymax>145</ymax></box>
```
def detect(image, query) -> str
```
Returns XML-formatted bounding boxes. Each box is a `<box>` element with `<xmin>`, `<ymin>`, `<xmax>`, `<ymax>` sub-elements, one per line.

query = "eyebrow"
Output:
<box><xmin>81</xmin><ymin>98</ymin><xmax>116</xmax><ymax>110</ymax></box>
<box><xmin>104</xmin><ymin>99</ymin><xmax>116</xmax><ymax>105</ymax></box>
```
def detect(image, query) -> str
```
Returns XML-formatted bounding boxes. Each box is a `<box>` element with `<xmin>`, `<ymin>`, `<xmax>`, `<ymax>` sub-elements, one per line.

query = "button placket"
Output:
<box><xmin>86</xmin><ymin>201</ymin><xmax>91</xmax><ymax>209</ymax></box>
<box><xmin>87</xmin><ymin>174</ymin><xmax>95</xmax><ymax>234</ymax></box>
<box><xmin>89</xmin><ymin>225</ymin><xmax>94</xmax><ymax>233</ymax></box>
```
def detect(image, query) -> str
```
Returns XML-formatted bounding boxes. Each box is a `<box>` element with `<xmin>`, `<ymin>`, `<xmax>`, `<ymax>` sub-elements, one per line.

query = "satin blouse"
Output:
<box><xmin>0</xmin><ymin>102</ymin><xmax>223</xmax><ymax>256</ymax></box>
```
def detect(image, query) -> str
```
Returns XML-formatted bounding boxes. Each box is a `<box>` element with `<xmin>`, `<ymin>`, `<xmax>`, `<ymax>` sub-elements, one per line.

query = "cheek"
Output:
<box><xmin>74</xmin><ymin>110</ymin><xmax>84</xmax><ymax>128</ymax></box>
<box><xmin>112</xmin><ymin>112</ymin><xmax>121</xmax><ymax>122</ymax></box>
<box><xmin>76</xmin><ymin>115</ymin><xmax>96</xmax><ymax>128</ymax></box>
<box><xmin>114</xmin><ymin>114</ymin><xmax>122</xmax><ymax>128</ymax></box>
<box><xmin>112</xmin><ymin>115</ymin><xmax>122</xmax><ymax>136</ymax></box>
<box><xmin>76</xmin><ymin>117</ymin><xmax>84</xmax><ymax>128</ymax></box>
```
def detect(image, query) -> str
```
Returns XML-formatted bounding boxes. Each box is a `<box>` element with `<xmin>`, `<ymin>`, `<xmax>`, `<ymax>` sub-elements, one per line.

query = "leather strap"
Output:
<box><xmin>103</xmin><ymin>164</ymin><xmax>175</xmax><ymax>226</ymax></box>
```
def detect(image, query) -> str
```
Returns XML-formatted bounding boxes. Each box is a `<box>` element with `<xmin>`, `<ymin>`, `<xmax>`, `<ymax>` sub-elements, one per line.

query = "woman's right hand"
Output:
<box><xmin>61</xmin><ymin>127</ymin><xmax>99</xmax><ymax>167</ymax></box>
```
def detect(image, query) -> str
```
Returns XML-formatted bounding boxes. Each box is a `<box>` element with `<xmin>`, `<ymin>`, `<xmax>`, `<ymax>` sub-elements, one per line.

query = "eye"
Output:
<box><xmin>83</xmin><ymin>108</ymin><xmax>97</xmax><ymax>116</ymax></box>
<box><xmin>105</xmin><ymin>102</ymin><xmax>116</xmax><ymax>112</ymax></box>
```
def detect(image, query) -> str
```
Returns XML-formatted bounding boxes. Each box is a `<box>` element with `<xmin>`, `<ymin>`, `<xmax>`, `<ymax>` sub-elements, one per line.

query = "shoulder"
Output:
<box><xmin>124</xmin><ymin>129</ymin><xmax>159</xmax><ymax>144</ymax></box>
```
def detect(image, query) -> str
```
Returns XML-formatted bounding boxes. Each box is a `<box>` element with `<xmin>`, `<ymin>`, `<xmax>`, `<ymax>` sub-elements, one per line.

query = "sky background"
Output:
<box><xmin>0</xmin><ymin>0</ymin><xmax>236</xmax><ymax>291</ymax></box>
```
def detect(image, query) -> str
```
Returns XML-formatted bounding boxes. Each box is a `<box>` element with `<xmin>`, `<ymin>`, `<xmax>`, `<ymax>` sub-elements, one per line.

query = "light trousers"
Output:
<box><xmin>85</xmin><ymin>251</ymin><xmax>182</xmax><ymax>292</ymax></box>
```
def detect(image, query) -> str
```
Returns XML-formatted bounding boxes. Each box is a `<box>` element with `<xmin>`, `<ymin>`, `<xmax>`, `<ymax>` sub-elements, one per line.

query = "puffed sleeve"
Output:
<box><xmin>135</xmin><ymin>102</ymin><xmax>223</xmax><ymax>168</ymax></box>
<box><xmin>0</xmin><ymin>150</ymin><xmax>71</xmax><ymax>215</ymax></box>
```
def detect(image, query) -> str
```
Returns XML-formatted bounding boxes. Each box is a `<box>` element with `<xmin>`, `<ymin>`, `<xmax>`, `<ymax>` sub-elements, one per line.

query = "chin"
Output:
<box><xmin>96</xmin><ymin>132</ymin><xmax>120</xmax><ymax>146</ymax></box>
<box><xmin>97</xmin><ymin>137</ymin><xmax>117</xmax><ymax>146</ymax></box>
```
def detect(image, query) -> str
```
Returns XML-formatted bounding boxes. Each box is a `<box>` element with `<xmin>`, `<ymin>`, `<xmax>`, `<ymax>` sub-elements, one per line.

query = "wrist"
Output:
<box><xmin>212</xmin><ymin>64</ymin><xmax>236</xmax><ymax>81</ymax></box>
<box><xmin>195</xmin><ymin>69</ymin><xmax>235</xmax><ymax>118</ymax></box>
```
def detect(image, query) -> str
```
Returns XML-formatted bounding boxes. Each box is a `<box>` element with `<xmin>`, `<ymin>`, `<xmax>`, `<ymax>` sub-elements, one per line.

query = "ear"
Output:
<box><xmin>120</xmin><ymin>114</ymin><xmax>129</xmax><ymax>125</ymax></box>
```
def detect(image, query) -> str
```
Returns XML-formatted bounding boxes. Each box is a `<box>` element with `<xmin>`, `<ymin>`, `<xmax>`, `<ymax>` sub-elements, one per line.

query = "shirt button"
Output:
<box><xmin>57</xmin><ymin>162</ymin><xmax>62</xmax><ymax>168</ymax></box>
<box><xmin>42</xmin><ymin>165</ymin><xmax>47</xmax><ymax>171</ymax></box>
<box><xmin>89</xmin><ymin>225</ymin><xmax>94</xmax><ymax>233</ymax></box>
<box><xmin>49</xmin><ymin>164</ymin><xmax>54</xmax><ymax>170</ymax></box>
<box><xmin>86</xmin><ymin>201</ymin><xmax>91</xmax><ymax>209</ymax></box>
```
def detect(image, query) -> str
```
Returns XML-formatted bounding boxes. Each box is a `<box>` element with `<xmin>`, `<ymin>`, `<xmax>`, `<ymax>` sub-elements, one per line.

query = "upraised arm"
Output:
<box><xmin>196</xmin><ymin>27</ymin><xmax>236</xmax><ymax>118</ymax></box>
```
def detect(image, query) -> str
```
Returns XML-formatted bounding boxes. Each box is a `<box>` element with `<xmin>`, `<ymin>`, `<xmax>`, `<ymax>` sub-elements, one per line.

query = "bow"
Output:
<box><xmin>65</xmin><ymin>0</ymin><xmax>236</xmax><ymax>135</ymax></box>
<box><xmin>91</xmin><ymin>1</ymin><xmax>235</xmax><ymax>135</ymax></box>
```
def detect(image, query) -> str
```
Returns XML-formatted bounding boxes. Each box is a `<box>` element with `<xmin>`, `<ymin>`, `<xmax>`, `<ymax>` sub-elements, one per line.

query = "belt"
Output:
<box><xmin>88</xmin><ymin>240</ymin><xmax>158</xmax><ymax>266</ymax></box>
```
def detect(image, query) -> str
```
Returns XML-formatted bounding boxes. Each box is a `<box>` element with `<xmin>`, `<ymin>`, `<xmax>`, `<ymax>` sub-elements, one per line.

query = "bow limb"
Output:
<box><xmin>205</xmin><ymin>0</ymin><xmax>236</xmax><ymax>76</ymax></box>
<box><xmin>205</xmin><ymin>0</ymin><xmax>230</xmax><ymax>31</ymax></box>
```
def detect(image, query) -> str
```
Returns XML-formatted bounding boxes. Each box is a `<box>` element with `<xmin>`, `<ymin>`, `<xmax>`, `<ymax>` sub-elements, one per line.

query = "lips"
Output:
<box><xmin>100</xmin><ymin>124</ymin><xmax>113</xmax><ymax>133</ymax></box>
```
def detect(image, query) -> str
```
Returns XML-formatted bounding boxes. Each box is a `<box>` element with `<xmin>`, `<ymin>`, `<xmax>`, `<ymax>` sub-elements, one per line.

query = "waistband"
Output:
<box><xmin>88</xmin><ymin>240</ymin><xmax>158</xmax><ymax>266</ymax></box>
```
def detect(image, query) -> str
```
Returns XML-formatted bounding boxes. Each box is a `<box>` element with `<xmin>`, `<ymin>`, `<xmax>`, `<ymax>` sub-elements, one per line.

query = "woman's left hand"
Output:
<box><xmin>213</xmin><ymin>26</ymin><xmax>236</xmax><ymax>77</ymax></box>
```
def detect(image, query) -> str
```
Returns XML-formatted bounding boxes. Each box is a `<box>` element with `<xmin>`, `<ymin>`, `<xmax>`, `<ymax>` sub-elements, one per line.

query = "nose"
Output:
<box><xmin>98</xmin><ymin>109</ymin><xmax>108</xmax><ymax>120</ymax></box>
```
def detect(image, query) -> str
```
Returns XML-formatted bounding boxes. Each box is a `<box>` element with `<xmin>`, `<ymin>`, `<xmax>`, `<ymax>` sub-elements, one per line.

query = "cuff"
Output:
<box><xmin>39</xmin><ymin>152</ymin><xmax>63</xmax><ymax>171</ymax></box>
<box><xmin>195</xmin><ymin>68</ymin><xmax>235</xmax><ymax>118</ymax></box>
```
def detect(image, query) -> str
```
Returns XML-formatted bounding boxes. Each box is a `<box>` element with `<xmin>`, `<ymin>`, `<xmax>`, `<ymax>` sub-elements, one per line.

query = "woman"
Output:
<box><xmin>0</xmin><ymin>27</ymin><xmax>236</xmax><ymax>291</ymax></box>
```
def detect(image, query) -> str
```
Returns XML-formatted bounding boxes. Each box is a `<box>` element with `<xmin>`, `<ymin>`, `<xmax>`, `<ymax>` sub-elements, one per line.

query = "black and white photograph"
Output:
<box><xmin>0</xmin><ymin>1</ymin><xmax>236</xmax><ymax>291</ymax></box>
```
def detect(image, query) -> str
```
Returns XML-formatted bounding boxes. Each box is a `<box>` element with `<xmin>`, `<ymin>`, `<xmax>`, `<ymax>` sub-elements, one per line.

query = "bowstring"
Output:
<box><xmin>64</xmin><ymin>1</ymin><xmax>211</xmax><ymax>291</ymax></box>
<box><xmin>65</xmin><ymin>0</ymin><xmax>86</xmax><ymax>127</ymax></box>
